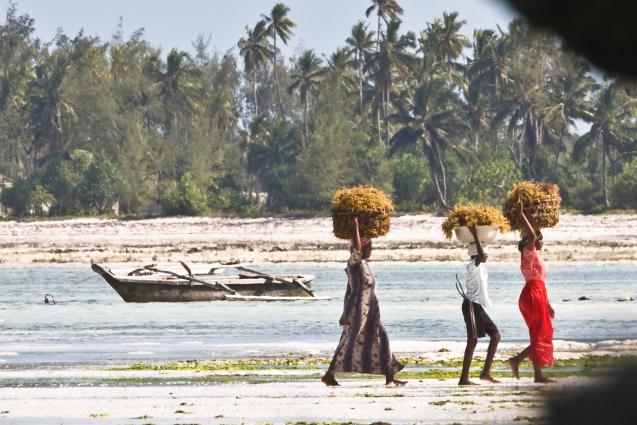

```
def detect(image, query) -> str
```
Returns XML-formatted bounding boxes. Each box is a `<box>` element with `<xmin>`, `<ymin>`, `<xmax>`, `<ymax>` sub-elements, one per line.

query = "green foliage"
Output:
<box><xmin>0</xmin><ymin>5</ymin><xmax>635</xmax><ymax>218</ymax></box>
<box><xmin>459</xmin><ymin>158</ymin><xmax>523</xmax><ymax>206</ymax></box>
<box><xmin>76</xmin><ymin>155</ymin><xmax>119</xmax><ymax>214</ymax></box>
<box><xmin>612</xmin><ymin>158</ymin><xmax>637</xmax><ymax>209</ymax></box>
<box><xmin>390</xmin><ymin>152</ymin><xmax>431</xmax><ymax>211</ymax></box>
<box><xmin>161</xmin><ymin>172</ymin><xmax>209</xmax><ymax>216</ymax></box>
<box><xmin>1</xmin><ymin>178</ymin><xmax>53</xmax><ymax>216</ymax></box>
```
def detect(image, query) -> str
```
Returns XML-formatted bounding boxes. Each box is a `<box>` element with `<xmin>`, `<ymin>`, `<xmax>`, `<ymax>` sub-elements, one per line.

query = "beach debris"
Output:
<box><xmin>442</xmin><ymin>203</ymin><xmax>509</xmax><ymax>240</ymax></box>
<box><xmin>503</xmin><ymin>181</ymin><xmax>561</xmax><ymax>231</ymax></box>
<box><xmin>578</xmin><ymin>296</ymin><xmax>590</xmax><ymax>301</ymax></box>
<box><xmin>331</xmin><ymin>186</ymin><xmax>393</xmax><ymax>240</ymax></box>
<box><xmin>44</xmin><ymin>294</ymin><xmax>55</xmax><ymax>304</ymax></box>
<box><xmin>438</xmin><ymin>348</ymin><xmax>450</xmax><ymax>353</ymax></box>
<box><xmin>563</xmin><ymin>299</ymin><xmax>571</xmax><ymax>302</ymax></box>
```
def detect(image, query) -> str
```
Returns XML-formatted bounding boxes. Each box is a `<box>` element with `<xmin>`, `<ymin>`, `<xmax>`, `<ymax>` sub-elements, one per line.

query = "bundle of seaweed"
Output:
<box><xmin>503</xmin><ymin>181</ymin><xmax>561</xmax><ymax>231</ymax></box>
<box><xmin>331</xmin><ymin>186</ymin><xmax>394</xmax><ymax>240</ymax></box>
<box><xmin>441</xmin><ymin>204</ymin><xmax>510</xmax><ymax>240</ymax></box>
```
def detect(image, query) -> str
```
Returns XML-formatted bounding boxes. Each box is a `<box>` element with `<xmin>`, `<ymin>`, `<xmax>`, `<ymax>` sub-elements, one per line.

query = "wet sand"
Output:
<box><xmin>0</xmin><ymin>213</ymin><xmax>636</xmax><ymax>265</ymax></box>
<box><xmin>0</xmin><ymin>340</ymin><xmax>634</xmax><ymax>424</ymax></box>
<box><xmin>0</xmin><ymin>378</ymin><xmax>576</xmax><ymax>424</ymax></box>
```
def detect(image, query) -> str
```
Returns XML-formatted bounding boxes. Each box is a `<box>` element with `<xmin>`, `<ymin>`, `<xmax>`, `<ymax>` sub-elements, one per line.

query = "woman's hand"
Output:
<box><xmin>351</xmin><ymin>216</ymin><xmax>359</xmax><ymax>227</ymax></box>
<box><xmin>339</xmin><ymin>313</ymin><xmax>347</xmax><ymax>326</ymax></box>
<box><xmin>548</xmin><ymin>304</ymin><xmax>555</xmax><ymax>319</ymax></box>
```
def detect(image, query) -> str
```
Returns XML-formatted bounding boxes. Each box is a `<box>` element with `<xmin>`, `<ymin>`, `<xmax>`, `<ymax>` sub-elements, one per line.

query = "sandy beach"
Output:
<box><xmin>1</xmin><ymin>214</ymin><xmax>635</xmax><ymax>424</ymax></box>
<box><xmin>0</xmin><ymin>213</ymin><xmax>636</xmax><ymax>265</ymax></box>
<box><xmin>0</xmin><ymin>378</ymin><xmax>582</xmax><ymax>424</ymax></box>
<box><xmin>1</xmin><ymin>339</ymin><xmax>634</xmax><ymax>424</ymax></box>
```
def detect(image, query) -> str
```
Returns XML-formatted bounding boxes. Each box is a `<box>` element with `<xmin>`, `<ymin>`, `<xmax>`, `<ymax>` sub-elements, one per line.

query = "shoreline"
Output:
<box><xmin>0</xmin><ymin>214</ymin><xmax>636</xmax><ymax>265</ymax></box>
<box><xmin>0</xmin><ymin>351</ymin><xmax>633</xmax><ymax>424</ymax></box>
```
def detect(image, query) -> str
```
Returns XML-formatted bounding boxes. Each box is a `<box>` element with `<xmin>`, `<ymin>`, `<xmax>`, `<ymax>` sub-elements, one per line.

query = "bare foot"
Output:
<box><xmin>387</xmin><ymin>379</ymin><xmax>407</xmax><ymax>386</ymax></box>
<box><xmin>321</xmin><ymin>373</ymin><xmax>339</xmax><ymax>386</ymax></box>
<box><xmin>507</xmin><ymin>358</ymin><xmax>520</xmax><ymax>379</ymax></box>
<box><xmin>458</xmin><ymin>379</ymin><xmax>480</xmax><ymax>386</ymax></box>
<box><xmin>534</xmin><ymin>376</ymin><xmax>556</xmax><ymax>384</ymax></box>
<box><xmin>479</xmin><ymin>374</ymin><xmax>501</xmax><ymax>383</ymax></box>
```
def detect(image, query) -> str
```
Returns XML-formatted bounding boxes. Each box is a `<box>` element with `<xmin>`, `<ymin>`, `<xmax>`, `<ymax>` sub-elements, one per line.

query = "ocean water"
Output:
<box><xmin>0</xmin><ymin>262</ymin><xmax>635</xmax><ymax>365</ymax></box>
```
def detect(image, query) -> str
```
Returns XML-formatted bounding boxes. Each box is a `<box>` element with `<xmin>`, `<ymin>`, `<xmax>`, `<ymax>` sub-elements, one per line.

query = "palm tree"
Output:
<box><xmin>467</xmin><ymin>29</ymin><xmax>510</xmax><ymax>99</ymax></box>
<box><xmin>390</xmin><ymin>77</ymin><xmax>467</xmax><ymax>207</ymax></box>
<box><xmin>346</xmin><ymin>21</ymin><xmax>375</xmax><ymax>112</ymax></box>
<box><xmin>464</xmin><ymin>29</ymin><xmax>510</xmax><ymax>153</ymax></box>
<box><xmin>144</xmin><ymin>48</ymin><xmax>202</xmax><ymax>133</ymax></box>
<box><xmin>366</xmin><ymin>19</ymin><xmax>416</xmax><ymax>145</ymax></box>
<box><xmin>326</xmin><ymin>47</ymin><xmax>357</xmax><ymax>94</ymax></box>
<box><xmin>261</xmin><ymin>3</ymin><xmax>296</xmax><ymax>116</ymax></box>
<box><xmin>543</xmin><ymin>54</ymin><xmax>598</xmax><ymax>170</ymax></box>
<box><xmin>421</xmin><ymin>12</ymin><xmax>469</xmax><ymax>64</ymax></box>
<box><xmin>27</xmin><ymin>54</ymin><xmax>75</xmax><ymax>168</ymax></box>
<box><xmin>490</xmin><ymin>23</ymin><xmax>560</xmax><ymax>178</ymax></box>
<box><xmin>238</xmin><ymin>20</ymin><xmax>273</xmax><ymax>117</ymax></box>
<box><xmin>418</xmin><ymin>12</ymin><xmax>469</xmax><ymax>90</ymax></box>
<box><xmin>574</xmin><ymin>83</ymin><xmax>636</xmax><ymax>208</ymax></box>
<box><xmin>365</xmin><ymin>0</ymin><xmax>404</xmax><ymax>49</ymax></box>
<box><xmin>288</xmin><ymin>49</ymin><xmax>324</xmax><ymax>144</ymax></box>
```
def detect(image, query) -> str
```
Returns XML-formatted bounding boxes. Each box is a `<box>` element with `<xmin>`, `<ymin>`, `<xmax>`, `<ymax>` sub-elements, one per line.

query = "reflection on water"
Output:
<box><xmin>0</xmin><ymin>262</ymin><xmax>635</xmax><ymax>364</ymax></box>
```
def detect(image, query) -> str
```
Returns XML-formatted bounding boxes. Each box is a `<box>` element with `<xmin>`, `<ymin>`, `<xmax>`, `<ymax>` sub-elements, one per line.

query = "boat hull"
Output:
<box><xmin>91</xmin><ymin>264</ymin><xmax>312</xmax><ymax>302</ymax></box>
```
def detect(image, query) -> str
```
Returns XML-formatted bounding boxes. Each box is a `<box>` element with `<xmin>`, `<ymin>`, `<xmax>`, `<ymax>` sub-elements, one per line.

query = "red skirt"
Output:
<box><xmin>519</xmin><ymin>279</ymin><xmax>554</xmax><ymax>367</ymax></box>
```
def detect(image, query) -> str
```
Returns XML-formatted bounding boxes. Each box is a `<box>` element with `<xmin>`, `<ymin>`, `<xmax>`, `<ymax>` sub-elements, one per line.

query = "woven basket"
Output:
<box><xmin>331</xmin><ymin>186</ymin><xmax>393</xmax><ymax>240</ymax></box>
<box><xmin>503</xmin><ymin>182</ymin><xmax>561</xmax><ymax>231</ymax></box>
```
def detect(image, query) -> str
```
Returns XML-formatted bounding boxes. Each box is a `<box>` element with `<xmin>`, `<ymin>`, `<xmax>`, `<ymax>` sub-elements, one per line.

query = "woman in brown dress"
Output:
<box><xmin>321</xmin><ymin>217</ymin><xmax>405</xmax><ymax>386</ymax></box>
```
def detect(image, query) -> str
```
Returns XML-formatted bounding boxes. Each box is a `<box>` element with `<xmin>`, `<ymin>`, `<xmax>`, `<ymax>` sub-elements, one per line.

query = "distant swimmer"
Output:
<box><xmin>44</xmin><ymin>294</ymin><xmax>55</xmax><ymax>304</ymax></box>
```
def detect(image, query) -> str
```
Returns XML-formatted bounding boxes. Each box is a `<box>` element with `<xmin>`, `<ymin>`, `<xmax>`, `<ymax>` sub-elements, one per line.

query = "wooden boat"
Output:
<box><xmin>91</xmin><ymin>262</ymin><xmax>326</xmax><ymax>302</ymax></box>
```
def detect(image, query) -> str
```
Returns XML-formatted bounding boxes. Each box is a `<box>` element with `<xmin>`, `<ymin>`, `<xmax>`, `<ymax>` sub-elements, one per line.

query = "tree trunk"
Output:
<box><xmin>602</xmin><ymin>141</ymin><xmax>609</xmax><ymax>208</ymax></box>
<box><xmin>377</xmin><ymin>14</ymin><xmax>382</xmax><ymax>51</ymax></box>
<box><xmin>303</xmin><ymin>95</ymin><xmax>309</xmax><ymax>146</ymax></box>
<box><xmin>384</xmin><ymin>75</ymin><xmax>390</xmax><ymax>147</ymax></box>
<box><xmin>252</xmin><ymin>69</ymin><xmax>259</xmax><ymax>117</ymax></box>
<box><xmin>424</xmin><ymin>140</ymin><xmax>448</xmax><ymax>208</ymax></box>
<box><xmin>272</xmin><ymin>35</ymin><xmax>284</xmax><ymax>116</ymax></box>
<box><xmin>358</xmin><ymin>53</ymin><xmax>364</xmax><ymax>113</ymax></box>
<box><xmin>376</xmin><ymin>107</ymin><xmax>382</xmax><ymax>145</ymax></box>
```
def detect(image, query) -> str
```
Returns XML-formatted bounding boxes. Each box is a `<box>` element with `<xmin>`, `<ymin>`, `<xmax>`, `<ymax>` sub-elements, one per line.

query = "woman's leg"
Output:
<box><xmin>507</xmin><ymin>345</ymin><xmax>531</xmax><ymax>379</ymax></box>
<box><xmin>321</xmin><ymin>369</ymin><xmax>340</xmax><ymax>386</ymax></box>
<box><xmin>459</xmin><ymin>337</ymin><xmax>479</xmax><ymax>385</ymax></box>
<box><xmin>533</xmin><ymin>363</ymin><xmax>555</xmax><ymax>383</ymax></box>
<box><xmin>480</xmin><ymin>331</ymin><xmax>501</xmax><ymax>382</ymax></box>
<box><xmin>385</xmin><ymin>373</ymin><xmax>407</xmax><ymax>386</ymax></box>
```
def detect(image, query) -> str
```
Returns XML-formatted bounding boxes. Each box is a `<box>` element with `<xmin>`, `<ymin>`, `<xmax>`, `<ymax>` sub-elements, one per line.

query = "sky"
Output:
<box><xmin>7</xmin><ymin>0</ymin><xmax>518</xmax><ymax>58</ymax></box>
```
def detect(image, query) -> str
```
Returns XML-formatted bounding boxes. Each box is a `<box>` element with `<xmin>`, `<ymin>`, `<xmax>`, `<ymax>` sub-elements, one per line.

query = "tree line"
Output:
<box><xmin>0</xmin><ymin>0</ymin><xmax>636</xmax><ymax>217</ymax></box>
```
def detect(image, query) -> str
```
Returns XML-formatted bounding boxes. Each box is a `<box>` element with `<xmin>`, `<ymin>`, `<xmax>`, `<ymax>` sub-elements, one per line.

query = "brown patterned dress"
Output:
<box><xmin>328</xmin><ymin>251</ymin><xmax>403</xmax><ymax>376</ymax></box>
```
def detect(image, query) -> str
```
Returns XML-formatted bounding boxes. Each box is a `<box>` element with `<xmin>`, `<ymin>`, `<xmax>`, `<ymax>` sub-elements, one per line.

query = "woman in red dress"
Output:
<box><xmin>507</xmin><ymin>206</ymin><xmax>556</xmax><ymax>383</ymax></box>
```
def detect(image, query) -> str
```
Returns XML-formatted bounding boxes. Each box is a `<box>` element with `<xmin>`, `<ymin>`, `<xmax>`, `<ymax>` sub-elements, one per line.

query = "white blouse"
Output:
<box><xmin>464</xmin><ymin>260</ymin><xmax>492</xmax><ymax>307</ymax></box>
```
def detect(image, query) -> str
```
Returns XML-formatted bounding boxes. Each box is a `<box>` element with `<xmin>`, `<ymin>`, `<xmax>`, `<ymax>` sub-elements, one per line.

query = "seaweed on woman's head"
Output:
<box><xmin>331</xmin><ymin>186</ymin><xmax>394</xmax><ymax>240</ymax></box>
<box><xmin>503</xmin><ymin>181</ymin><xmax>561</xmax><ymax>231</ymax></box>
<box><xmin>441</xmin><ymin>203</ymin><xmax>510</xmax><ymax>239</ymax></box>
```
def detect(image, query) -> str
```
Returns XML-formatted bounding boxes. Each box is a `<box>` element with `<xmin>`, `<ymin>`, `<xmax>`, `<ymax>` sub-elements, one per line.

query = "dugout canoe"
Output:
<box><xmin>91</xmin><ymin>262</ymin><xmax>321</xmax><ymax>302</ymax></box>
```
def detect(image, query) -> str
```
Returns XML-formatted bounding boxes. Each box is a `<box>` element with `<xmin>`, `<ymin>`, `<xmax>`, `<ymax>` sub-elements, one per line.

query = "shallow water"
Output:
<box><xmin>0</xmin><ymin>262</ymin><xmax>635</xmax><ymax>364</ymax></box>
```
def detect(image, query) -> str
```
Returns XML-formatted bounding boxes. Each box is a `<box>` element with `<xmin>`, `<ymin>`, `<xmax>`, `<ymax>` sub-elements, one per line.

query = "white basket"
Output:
<box><xmin>454</xmin><ymin>225</ymin><xmax>499</xmax><ymax>244</ymax></box>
